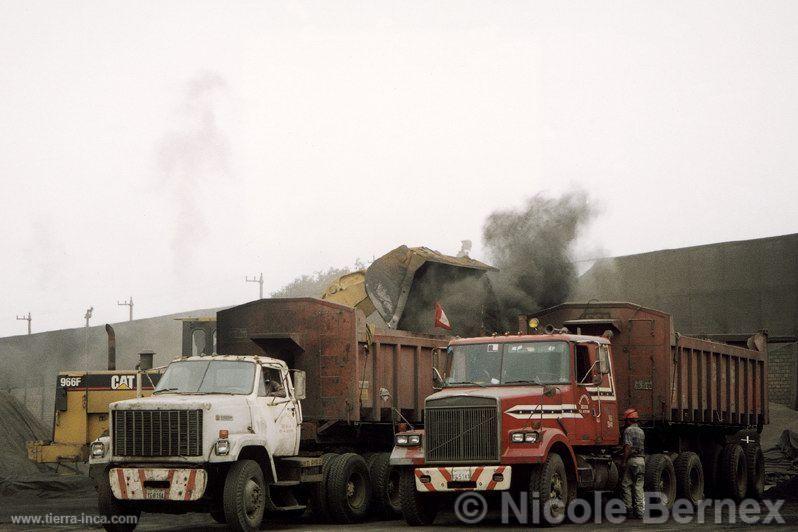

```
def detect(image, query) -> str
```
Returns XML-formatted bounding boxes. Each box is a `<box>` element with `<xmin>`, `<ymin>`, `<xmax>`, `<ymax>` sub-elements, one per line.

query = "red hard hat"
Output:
<box><xmin>623</xmin><ymin>408</ymin><xmax>639</xmax><ymax>420</ymax></box>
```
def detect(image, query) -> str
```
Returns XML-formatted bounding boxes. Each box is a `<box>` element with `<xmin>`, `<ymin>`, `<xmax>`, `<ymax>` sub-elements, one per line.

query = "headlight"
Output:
<box><xmin>511</xmin><ymin>431</ymin><xmax>540</xmax><ymax>444</ymax></box>
<box><xmin>395</xmin><ymin>434</ymin><xmax>421</xmax><ymax>446</ymax></box>
<box><xmin>90</xmin><ymin>441</ymin><xmax>106</xmax><ymax>458</ymax></box>
<box><xmin>215</xmin><ymin>439</ymin><xmax>230</xmax><ymax>456</ymax></box>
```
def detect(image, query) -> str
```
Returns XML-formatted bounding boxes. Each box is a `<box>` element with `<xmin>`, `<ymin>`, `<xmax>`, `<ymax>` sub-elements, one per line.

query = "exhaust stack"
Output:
<box><xmin>105</xmin><ymin>324</ymin><xmax>116</xmax><ymax>370</ymax></box>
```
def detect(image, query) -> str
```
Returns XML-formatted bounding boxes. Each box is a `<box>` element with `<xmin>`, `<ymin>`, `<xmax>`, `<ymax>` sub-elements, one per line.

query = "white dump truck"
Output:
<box><xmin>89</xmin><ymin>354</ymin><xmax>322</xmax><ymax>531</ymax></box>
<box><xmin>89</xmin><ymin>296</ymin><xmax>452</xmax><ymax>531</ymax></box>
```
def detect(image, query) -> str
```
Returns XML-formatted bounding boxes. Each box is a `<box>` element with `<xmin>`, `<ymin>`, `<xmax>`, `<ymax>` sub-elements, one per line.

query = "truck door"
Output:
<box><xmin>574</xmin><ymin>343</ymin><xmax>603</xmax><ymax>444</ymax></box>
<box><xmin>589</xmin><ymin>344</ymin><xmax>618</xmax><ymax>445</ymax></box>
<box><xmin>258</xmin><ymin>365</ymin><xmax>300</xmax><ymax>456</ymax></box>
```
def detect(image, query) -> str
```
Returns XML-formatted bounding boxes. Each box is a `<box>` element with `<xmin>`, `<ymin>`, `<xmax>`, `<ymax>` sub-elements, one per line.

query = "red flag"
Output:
<box><xmin>434</xmin><ymin>302</ymin><xmax>452</xmax><ymax>330</ymax></box>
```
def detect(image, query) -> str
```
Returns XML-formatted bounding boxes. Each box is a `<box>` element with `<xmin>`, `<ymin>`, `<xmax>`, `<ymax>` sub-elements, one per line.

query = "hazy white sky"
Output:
<box><xmin>1</xmin><ymin>1</ymin><xmax>797</xmax><ymax>337</ymax></box>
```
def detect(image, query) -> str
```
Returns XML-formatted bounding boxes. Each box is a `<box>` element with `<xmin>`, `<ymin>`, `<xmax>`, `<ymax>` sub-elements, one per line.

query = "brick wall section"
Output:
<box><xmin>768</xmin><ymin>343</ymin><xmax>798</xmax><ymax>408</ymax></box>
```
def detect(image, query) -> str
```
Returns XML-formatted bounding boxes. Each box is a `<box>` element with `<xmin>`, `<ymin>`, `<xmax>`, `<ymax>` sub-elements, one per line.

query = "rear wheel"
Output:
<box><xmin>398</xmin><ymin>467</ymin><xmax>437</xmax><ymax>526</ymax></box>
<box><xmin>96</xmin><ymin>469</ymin><xmax>140</xmax><ymax>532</ymax></box>
<box><xmin>367</xmin><ymin>452</ymin><xmax>401</xmax><ymax>517</ymax></box>
<box><xmin>644</xmin><ymin>454</ymin><xmax>676</xmax><ymax>509</ymax></box>
<box><xmin>721</xmin><ymin>443</ymin><xmax>747</xmax><ymax>501</ymax></box>
<box><xmin>325</xmin><ymin>453</ymin><xmax>372</xmax><ymax>523</ymax></box>
<box><xmin>674</xmin><ymin>451</ymin><xmax>704</xmax><ymax>504</ymax></box>
<box><xmin>223</xmin><ymin>460</ymin><xmax>266</xmax><ymax>532</ymax></box>
<box><xmin>529</xmin><ymin>453</ymin><xmax>569</xmax><ymax>525</ymax></box>
<box><xmin>745</xmin><ymin>444</ymin><xmax>765</xmax><ymax>499</ymax></box>
<box><xmin>308</xmin><ymin>453</ymin><xmax>337</xmax><ymax>521</ymax></box>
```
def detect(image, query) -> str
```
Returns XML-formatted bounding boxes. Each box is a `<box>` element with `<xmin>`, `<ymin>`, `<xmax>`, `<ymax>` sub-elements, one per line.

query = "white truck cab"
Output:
<box><xmin>89</xmin><ymin>355</ymin><xmax>319</xmax><ymax>532</ymax></box>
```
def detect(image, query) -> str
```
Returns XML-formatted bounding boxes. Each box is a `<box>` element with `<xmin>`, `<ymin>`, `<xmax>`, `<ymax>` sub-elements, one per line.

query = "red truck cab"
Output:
<box><xmin>391</xmin><ymin>302</ymin><xmax>768</xmax><ymax>526</ymax></box>
<box><xmin>391</xmin><ymin>330</ymin><xmax>621</xmax><ymax>524</ymax></box>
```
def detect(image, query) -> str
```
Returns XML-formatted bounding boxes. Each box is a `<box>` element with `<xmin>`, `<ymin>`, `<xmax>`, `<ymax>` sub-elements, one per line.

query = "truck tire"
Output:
<box><xmin>325</xmin><ymin>453</ymin><xmax>372</xmax><ymax>523</ymax></box>
<box><xmin>223</xmin><ymin>459</ymin><xmax>266</xmax><ymax>532</ymax></box>
<box><xmin>308</xmin><ymin>453</ymin><xmax>338</xmax><ymax>521</ymax></box>
<box><xmin>644</xmin><ymin>454</ymin><xmax>676</xmax><ymax>509</ymax></box>
<box><xmin>529</xmin><ymin>453</ymin><xmax>569</xmax><ymax>525</ymax></box>
<box><xmin>674</xmin><ymin>451</ymin><xmax>704</xmax><ymax>504</ymax></box>
<box><xmin>702</xmin><ymin>444</ymin><xmax>723</xmax><ymax>497</ymax></box>
<box><xmin>745</xmin><ymin>444</ymin><xmax>765</xmax><ymax>499</ymax></box>
<box><xmin>96</xmin><ymin>469</ymin><xmax>140</xmax><ymax>532</ymax></box>
<box><xmin>367</xmin><ymin>452</ymin><xmax>401</xmax><ymax>517</ymax></box>
<box><xmin>721</xmin><ymin>443</ymin><xmax>747</xmax><ymax>501</ymax></box>
<box><xmin>398</xmin><ymin>467</ymin><xmax>437</xmax><ymax>526</ymax></box>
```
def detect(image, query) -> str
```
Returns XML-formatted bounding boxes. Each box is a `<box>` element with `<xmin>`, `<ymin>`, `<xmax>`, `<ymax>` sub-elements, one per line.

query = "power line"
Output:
<box><xmin>16</xmin><ymin>313</ymin><xmax>31</xmax><ymax>335</ymax></box>
<box><xmin>117</xmin><ymin>296</ymin><xmax>134</xmax><ymax>321</ymax></box>
<box><xmin>245</xmin><ymin>273</ymin><xmax>264</xmax><ymax>299</ymax></box>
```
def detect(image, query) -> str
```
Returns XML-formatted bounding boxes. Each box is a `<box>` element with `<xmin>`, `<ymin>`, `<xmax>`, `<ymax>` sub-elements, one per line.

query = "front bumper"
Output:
<box><xmin>414</xmin><ymin>465</ymin><xmax>511</xmax><ymax>492</ymax></box>
<box><xmin>109</xmin><ymin>467</ymin><xmax>207</xmax><ymax>501</ymax></box>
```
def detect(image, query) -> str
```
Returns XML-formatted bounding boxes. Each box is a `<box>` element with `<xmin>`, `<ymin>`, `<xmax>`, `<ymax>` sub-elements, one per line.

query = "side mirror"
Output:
<box><xmin>290</xmin><ymin>369</ymin><xmax>306</xmax><ymax>400</ymax></box>
<box><xmin>432</xmin><ymin>367</ymin><xmax>444</xmax><ymax>390</ymax></box>
<box><xmin>592</xmin><ymin>374</ymin><xmax>602</xmax><ymax>386</ymax></box>
<box><xmin>599</xmin><ymin>346</ymin><xmax>611</xmax><ymax>374</ymax></box>
<box><xmin>543</xmin><ymin>385</ymin><xmax>557</xmax><ymax>397</ymax></box>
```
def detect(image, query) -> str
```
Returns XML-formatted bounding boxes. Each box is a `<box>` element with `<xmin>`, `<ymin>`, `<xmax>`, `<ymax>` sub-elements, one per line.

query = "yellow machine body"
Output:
<box><xmin>27</xmin><ymin>370</ymin><xmax>160</xmax><ymax>464</ymax></box>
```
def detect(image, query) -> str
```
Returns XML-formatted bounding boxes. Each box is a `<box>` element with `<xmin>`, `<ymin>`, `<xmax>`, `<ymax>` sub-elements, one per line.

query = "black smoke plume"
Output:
<box><xmin>483</xmin><ymin>192</ymin><xmax>595</xmax><ymax>331</ymax></box>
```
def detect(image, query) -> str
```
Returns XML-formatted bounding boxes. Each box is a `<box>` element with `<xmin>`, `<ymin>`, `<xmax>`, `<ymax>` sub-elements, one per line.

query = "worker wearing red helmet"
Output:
<box><xmin>621</xmin><ymin>408</ymin><xmax>645</xmax><ymax>518</ymax></box>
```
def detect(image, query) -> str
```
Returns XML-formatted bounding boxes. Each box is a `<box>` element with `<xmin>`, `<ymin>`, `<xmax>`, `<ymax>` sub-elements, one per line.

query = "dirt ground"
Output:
<box><xmin>1</xmin><ymin>491</ymin><xmax>797</xmax><ymax>531</ymax></box>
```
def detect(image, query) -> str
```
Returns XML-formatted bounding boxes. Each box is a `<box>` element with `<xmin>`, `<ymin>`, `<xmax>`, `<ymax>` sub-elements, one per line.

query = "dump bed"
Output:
<box><xmin>522</xmin><ymin>302</ymin><xmax>768</xmax><ymax>429</ymax></box>
<box><xmin>216</xmin><ymin>298</ymin><xmax>449</xmax><ymax>426</ymax></box>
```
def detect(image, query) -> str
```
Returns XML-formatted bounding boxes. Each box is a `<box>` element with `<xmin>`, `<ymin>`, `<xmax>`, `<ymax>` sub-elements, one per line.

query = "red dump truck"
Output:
<box><xmin>216</xmin><ymin>297</ymin><xmax>449</xmax><ymax>521</ymax></box>
<box><xmin>392</xmin><ymin>302</ymin><xmax>768</xmax><ymax>525</ymax></box>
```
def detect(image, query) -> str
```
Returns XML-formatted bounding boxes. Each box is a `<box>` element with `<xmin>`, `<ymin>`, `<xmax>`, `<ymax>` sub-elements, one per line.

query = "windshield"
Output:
<box><xmin>446</xmin><ymin>341</ymin><xmax>570</xmax><ymax>386</ymax></box>
<box><xmin>154</xmin><ymin>360</ymin><xmax>256</xmax><ymax>395</ymax></box>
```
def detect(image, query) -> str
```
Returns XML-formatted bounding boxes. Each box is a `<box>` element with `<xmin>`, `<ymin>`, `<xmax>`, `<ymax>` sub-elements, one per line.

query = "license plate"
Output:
<box><xmin>451</xmin><ymin>469</ymin><xmax>471</xmax><ymax>482</ymax></box>
<box><xmin>145</xmin><ymin>488</ymin><xmax>166</xmax><ymax>500</ymax></box>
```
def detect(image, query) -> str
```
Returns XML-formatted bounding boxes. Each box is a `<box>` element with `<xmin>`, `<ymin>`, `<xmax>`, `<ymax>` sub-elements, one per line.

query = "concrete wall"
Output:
<box><xmin>769</xmin><ymin>343</ymin><xmax>798</xmax><ymax>408</ymax></box>
<box><xmin>0</xmin><ymin>307</ymin><xmax>222</xmax><ymax>427</ymax></box>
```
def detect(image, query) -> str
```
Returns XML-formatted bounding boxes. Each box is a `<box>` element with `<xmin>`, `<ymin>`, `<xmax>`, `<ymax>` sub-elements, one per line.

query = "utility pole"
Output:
<box><xmin>117</xmin><ymin>296</ymin><xmax>133</xmax><ymax>321</ymax></box>
<box><xmin>84</xmin><ymin>306</ymin><xmax>93</xmax><ymax>366</ymax></box>
<box><xmin>245</xmin><ymin>273</ymin><xmax>264</xmax><ymax>299</ymax></box>
<box><xmin>16</xmin><ymin>313</ymin><xmax>31</xmax><ymax>335</ymax></box>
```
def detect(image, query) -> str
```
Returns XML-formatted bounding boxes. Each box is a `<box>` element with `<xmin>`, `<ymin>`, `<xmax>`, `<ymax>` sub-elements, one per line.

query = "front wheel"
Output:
<box><xmin>529</xmin><ymin>453</ymin><xmax>569</xmax><ymax>526</ymax></box>
<box><xmin>223</xmin><ymin>460</ymin><xmax>266</xmax><ymax>532</ymax></box>
<box><xmin>96</xmin><ymin>469</ymin><xmax>140</xmax><ymax>532</ymax></box>
<box><xmin>398</xmin><ymin>468</ymin><xmax>437</xmax><ymax>526</ymax></box>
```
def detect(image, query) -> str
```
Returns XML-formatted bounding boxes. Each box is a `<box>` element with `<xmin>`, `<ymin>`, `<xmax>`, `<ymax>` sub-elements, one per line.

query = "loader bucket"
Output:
<box><xmin>365</xmin><ymin>245</ymin><xmax>497</xmax><ymax>329</ymax></box>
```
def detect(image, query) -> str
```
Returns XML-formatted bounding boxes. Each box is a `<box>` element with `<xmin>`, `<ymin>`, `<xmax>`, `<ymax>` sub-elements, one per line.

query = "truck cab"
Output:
<box><xmin>89</xmin><ymin>355</ymin><xmax>319</xmax><ymax>532</ymax></box>
<box><xmin>391</xmin><ymin>330</ymin><xmax>621</xmax><ymax>525</ymax></box>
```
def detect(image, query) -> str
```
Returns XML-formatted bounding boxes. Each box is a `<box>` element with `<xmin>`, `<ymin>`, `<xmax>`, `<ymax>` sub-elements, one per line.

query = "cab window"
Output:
<box><xmin>575</xmin><ymin>344</ymin><xmax>592</xmax><ymax>384</ymax></box>
<box><xmin>259</xmin><ymin>366</ymin><xmax>286</xmax><ymax>397</ymax></box>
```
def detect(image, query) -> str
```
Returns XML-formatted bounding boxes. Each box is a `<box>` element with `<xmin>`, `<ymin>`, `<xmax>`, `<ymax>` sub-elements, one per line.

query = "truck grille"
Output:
<box><xmin>425</xmin><ymin>398</ymin><xmax>499</xmax><ymax>463</ymax></box>
<box><xmin>113</xmin><ymin>409</ymin><xmax>203</xmax><ymax>457</ymax></box>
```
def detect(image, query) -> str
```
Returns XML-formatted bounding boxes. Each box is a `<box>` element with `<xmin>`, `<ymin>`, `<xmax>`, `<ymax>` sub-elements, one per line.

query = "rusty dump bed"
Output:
<box><xmin>522</xmin><ymin>302</ymin><xmax>768</xmax><ymax>429</ymax></box>
<box><xmin>216</xmin><ymin>298</ymin><xmax>448</xmax><ymax>425</ymax></box>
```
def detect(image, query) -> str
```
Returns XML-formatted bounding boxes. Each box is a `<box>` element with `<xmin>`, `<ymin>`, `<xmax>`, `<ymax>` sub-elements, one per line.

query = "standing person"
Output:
<box><xmin>621</xmin><ymin>408</ymin><xmax>646</xmax><ymax>518</ymax></box>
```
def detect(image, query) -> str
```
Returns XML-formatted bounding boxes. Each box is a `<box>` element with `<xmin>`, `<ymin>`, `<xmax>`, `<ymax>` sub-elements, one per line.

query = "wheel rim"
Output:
<box><xmin>659</xmin><ymin>471</ymin><xmax>672</xmax><ymax>505</ymax></box>
<box><xmin>346</xmin><ymin>470</ymin><xmax>367</xmax><ymax>509</ymax></box>
<box><xmin>736</xmin><ymin>457</ymin><xmax>746</xmax><ymax>494</ymax></box>
<box><xmin>387</xmin><ymin>468</ymin><xmax>401</xmax><ymax>510</ymax></box>
<box><xmin>549</xmin><ymin>472</ymin><xmax>565</xmax><ymax>515</ymax></box>
<box><xmin>689</xmin><ymin>464</ymin><xmax>701</xmax><ymax>500</ymax></box>
<box><xmin>244</xmin><ymin>478</ymin><xmax>263</xmax><ymax>520</ymax></box>
<box><xmin>754</xmin><ymin>455</ymin><xmax>764</xmax><ymax>491</ymax></box>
